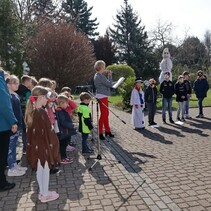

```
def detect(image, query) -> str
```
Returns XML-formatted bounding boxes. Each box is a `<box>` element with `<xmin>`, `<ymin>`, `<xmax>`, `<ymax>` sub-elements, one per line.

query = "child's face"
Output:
<box><xmin>25</xmin><ymin>79</ymin><xmax>32</xmax><ymax>89</ymax></box>
<box><xmin>60</xmin><ymin>101</ymin><xmax>69</xmax><ymax>109</ymax></box>
<box><xmin>184</xmin><ymin>75</ymin><xmax>189</xmax><ymax>80</ymax></box>
<box><xmin>164</xmin><ymin>74</ymin><xmax>170</xmax><ymax>80</ymax></box>
<box><xmin>39</xmin><ymin>95</ymin><xmax>48</xmax><ymax>106</ymax></box>
<box><xmin>83</xmin><ymin>99</ymin><xmax>91</xmax><ymax>104</ymax></box>
<box><xmin>8</xmin><ymin>81</ymin><xmax>19</xmax><ymax>92</ymax></box>
<box><xmin>179</xmin><ymin>77</ymin><xmax>184</xmax><ymax>83</ymax></box>
<box><xmin>136</xmin><ymin>82</ymin><xmax>142</xmax><ymax>88</ymax></box>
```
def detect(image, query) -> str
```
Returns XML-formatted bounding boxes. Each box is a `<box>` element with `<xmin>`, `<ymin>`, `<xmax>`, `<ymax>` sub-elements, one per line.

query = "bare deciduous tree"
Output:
<box><xmin>150</xmin><ymin>18</ymin><xmax>175</xmax><ymax>48</ymax></box>
<box><xmin>26</xmin><ymin>23</ymin><xmax>96</xmax><ymax>89</ymax></box>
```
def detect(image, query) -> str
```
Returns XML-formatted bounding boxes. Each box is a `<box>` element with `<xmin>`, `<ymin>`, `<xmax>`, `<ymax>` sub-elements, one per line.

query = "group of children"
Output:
<box><xmin>130</xmin><ymin>70</ymin><xmax>209</xmax><ymax>129</ymax></box>
<box><xmin>2</xmin><ymin>70</ymin><xmax>95</xmax><ymax>202</ymax></box>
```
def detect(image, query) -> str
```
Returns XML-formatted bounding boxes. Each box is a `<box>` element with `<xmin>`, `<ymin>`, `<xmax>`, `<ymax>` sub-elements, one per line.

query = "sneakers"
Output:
<box><xmin>15</xmin><ymin>164</ymin><xmax>28</xmax><ymax>171</ymax></box>
<box><xmin>39</xmin><ymin>191</ymin><xmax>59</xmax><ymax>203</ymax></box>
<box><xmin>177</xmin><ymin>117</ymin><xmax>181</xmax><ymax>121</ymax></box>
<box><xmin>162</xmin><ymin>119</ymin><xmax>166</xmax><ymax>124</ymax></box>
<box><xmin>181</xmin><ymin>117</ymin><xmax>186</xmax><ymax>122</ymax></box>
<box><xmin>8</xmin><ymin>168</ymin><xmax>26</xmax><ymax>177</ymax></box>
<box><xmin>66</xmin><ymin>145</ymin><xmax>75</xmax><ymax>152</ymax></box>
<box><xmin>61</xmin><ymin>157</ymin><xmax>73</xmax><ymax>164</ymax></box>
<box><xmin>196</xmin><ymin>114</ymin><xmax>204</xmax><ymax>118</ymax></box>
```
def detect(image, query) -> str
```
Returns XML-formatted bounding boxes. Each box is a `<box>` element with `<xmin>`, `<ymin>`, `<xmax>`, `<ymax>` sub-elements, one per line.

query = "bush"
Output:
<box><xmin>118</xmin><ymin>76</ymin><xmax>136</xmax><ymax>109</ymax></box>
<box><xmin>106</xmin><ymin>64</ymin><xmax>135</xmax><ymax>82</ymax></box>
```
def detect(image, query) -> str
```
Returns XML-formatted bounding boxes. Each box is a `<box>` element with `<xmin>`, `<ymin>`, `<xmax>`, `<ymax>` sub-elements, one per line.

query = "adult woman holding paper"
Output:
<box><xmin>94</xmin><ymin>60</ymin><xmax>114</xmax><ymax>140</ymax></box>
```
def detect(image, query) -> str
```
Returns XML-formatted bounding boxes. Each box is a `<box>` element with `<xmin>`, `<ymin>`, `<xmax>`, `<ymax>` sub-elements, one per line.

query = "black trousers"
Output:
<box><xmin>146</xmin><ymin>103</ymin><xmax>156</xmax><ymax>124</ymax></box>
<box><xmin>0</xmin><ymin>130</ymin><xmax>10</xmax><ymax>188</ymax></box>
<box><xmin>59</xmin><ymin>137</ymin><xmax>68</xmax><ymax>159</ymax></box>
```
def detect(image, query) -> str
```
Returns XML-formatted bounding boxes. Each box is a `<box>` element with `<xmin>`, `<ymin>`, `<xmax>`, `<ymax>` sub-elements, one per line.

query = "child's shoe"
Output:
<box><xmin>8</xmin><ymin>168</ymin><xmax>26</xmax><ymax>177</ymax></box>
<box><xmin>105</xmin><ymin>132</ymin><xmax>114</xmax><ymax>138</ymax></box>
<box><xmin>66</xmin><ymin>145</ymin><xmax>75</xmax><ymax>152</ymax></box>
<box><xmin>99</xmin><ymin>134</ymin><xmax>105</xmax><ymax>140</ymax></box>
<box><xmin>61</xmin><ymin>158</ymin><xmax>73</xmax><ymax>164</ymax></box>
<box><xmin>39</xmin><ymin>191</ymin><xmax>59</xmax><ymax>203</ymax></box>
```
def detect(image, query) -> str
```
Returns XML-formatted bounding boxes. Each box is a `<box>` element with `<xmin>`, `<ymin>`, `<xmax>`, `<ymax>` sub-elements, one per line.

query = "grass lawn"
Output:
<box><xmin>109</xmin><ymin>89</ymin><xmax>211</xmax><ymax>110</ymax></box>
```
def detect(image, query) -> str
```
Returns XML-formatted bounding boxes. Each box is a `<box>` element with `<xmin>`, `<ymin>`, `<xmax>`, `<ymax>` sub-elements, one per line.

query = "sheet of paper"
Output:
<box><xmin>112</xmin><ymin>77</ymin><xmax>125</xmax><ymax>89</ymax></box>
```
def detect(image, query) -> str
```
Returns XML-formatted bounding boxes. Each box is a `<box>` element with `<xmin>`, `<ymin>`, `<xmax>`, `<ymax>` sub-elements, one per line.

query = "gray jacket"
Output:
<box><xmin>94</xmin><ymin>72</ymin><xmax>113</xmax><ymax>96</ymax></box>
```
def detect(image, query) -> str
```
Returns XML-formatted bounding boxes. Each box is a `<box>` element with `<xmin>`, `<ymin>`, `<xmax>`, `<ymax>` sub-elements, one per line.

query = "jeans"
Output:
<box><xmin>177</xmin><ymin>101</ymin><xmax>186</xmax><ymax>119</ymax></box>
<box><xmin>198</xmin><ymin>98</ymin><xmax>204</xmax><ymax>115</ymax></box>
<box><xmin>0</xmin><ymin>130</ymin><xmax>10</xmax><ymax>188</ymax></box>
<box><xmin>184</xmin><ymin>96</ymin><xmax>190</xmax><ymax>115</ymax></box>
<box><xmin>7</xmin><ymin>131</ymin><xmax>19</xmax><ymax>169</ymax></box>
<box><xmin>82</xmin><ymin>133</ymin><xmax>89</xmax><ymax>152</ymax></box>
<box><xmin>162</xmin><ymin>98</ymin><xmax>173</xmax><ymax>120</ymax></box>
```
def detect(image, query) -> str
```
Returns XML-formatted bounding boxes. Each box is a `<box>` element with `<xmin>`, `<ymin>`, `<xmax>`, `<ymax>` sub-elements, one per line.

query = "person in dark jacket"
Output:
<box><xmin>145</xmin><ymin>78</ymin><xmax>158</xmax><ymax>126</ymax></box>
<box><xmin>183</xmin><ymin>71</ymin><xmax>192</xmax><ymax>118</ymax></box>
<box><xmin>55</xmin><ymin>95</ymin><xmax>77</xmax><ymax>164</ymax></box>
<box><xmin>16</xmin><ymin>75</ymin><xmax>32</xmax><ymax>154</ymax></box>
<box><xmin>174</xmin><ymin>75</ymin><xmax>187</xmax><ymax>121</ymax></box>
<box><xmin>193</xmin><ymin>70</ymin><xmax>209</xmax><ymax>118</ymax></box>
<box><xmin>159</xmin><ymin>72</ymin><xmax>175</xmax><ymax>123</ymax></box>
<box><xmin>0</xmin><ymin>67</ymin><xmax>17</xmax><ymax>192</ymax></box>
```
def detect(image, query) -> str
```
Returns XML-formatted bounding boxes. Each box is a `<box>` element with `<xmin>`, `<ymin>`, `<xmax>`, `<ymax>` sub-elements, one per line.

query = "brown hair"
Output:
<box><xmin>25</xmin><ymin>86</ymin><xmax>48</xmax><ymax>127</ymax></box>
<box><xmin>79</xmin><ymin>92</ymin><xmax>92</xmax><ymax>101</ymax></box>
<box><xmin>31</xmin><ymin>76</ymin><xmax>38</xmax><ymax>87</ymax></box>
<box><xmin>61</xmin><ymin>86</ymin><xmax>72</xmax><ymax>93</ymax></box>
<box><xmin>21</xmin><ymin>75</ymin><xmax>31</xmax><ymax>84</ymax></box>
<box><xmin>38</xmin><ymin>78</ymin><xmax>52</xmax><ymax>88</ymax></box>
<box><xmin>57</xmin><ymin>94</ymin><xmax>69</xmax><ymax>105</ymax></box>
<box><xmin>94</xmin><ymin>60</ymin><xmax>105</xmax><ymax>72</ymax></box>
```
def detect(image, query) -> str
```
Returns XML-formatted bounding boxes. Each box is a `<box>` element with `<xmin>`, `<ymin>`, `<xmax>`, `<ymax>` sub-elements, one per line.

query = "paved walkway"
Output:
<box><xmin>0</xmin><ymin>106</ymin><xmax>211</xmax><ymax>211</ymax></box>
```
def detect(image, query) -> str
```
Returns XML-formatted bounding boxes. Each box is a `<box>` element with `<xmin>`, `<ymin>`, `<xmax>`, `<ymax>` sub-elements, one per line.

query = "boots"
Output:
<box><xmin>105</xmin><ymin>132</ymin><xmax>114</xmax><ymax>138</ymax></box>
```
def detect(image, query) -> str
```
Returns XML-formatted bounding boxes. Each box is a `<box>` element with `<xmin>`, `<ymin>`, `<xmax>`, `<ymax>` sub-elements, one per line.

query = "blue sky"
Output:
<box><xmin>86</xmin><ymin>0</ymin><xmax>211</xmax><ymax>41</ymax></box>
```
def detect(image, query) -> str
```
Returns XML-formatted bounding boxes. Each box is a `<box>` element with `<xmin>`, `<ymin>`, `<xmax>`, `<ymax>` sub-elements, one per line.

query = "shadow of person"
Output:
<box><xmin>83</xmin><ymin>152</ymin><xmax>111</xmax><ymax>186</ymax></box>
<box><xmin>187</xmin><ymin>118</ymin><xmax>211</xmax><ymax>130</ymax></box>
<box><xmin>171</xmin><ymin>123</ymin><xmax>209</xmax><ymax>137</ymax></box>
<box><xmin>156</xmin><ymin>125</ymin><xmax>185</xmax><ymax>137</ymax></box>
<box><xmin>140</xmin><ymin>129</ymin><xmax>173</xmax><ymax>145</ymax></box>
<box><xmin>97</xmin><ymin>138</ymin><xmax>151</xmax><ymax>174</ymax></box>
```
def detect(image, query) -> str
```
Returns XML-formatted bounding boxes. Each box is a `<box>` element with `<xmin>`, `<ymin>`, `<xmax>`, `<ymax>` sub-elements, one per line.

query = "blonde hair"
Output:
<box><xmin>25</xmin><ymin>86</ymin><xmax>48</xmax><ymax>127</ymax></box>
<box><xmin>94</xmin><ymin>60</ymin><xmax>105</xmax><ymax>72</ymax></box>
<box><xmin>31</xmin><ymin>76</ymin><xmax>38</xmax><ymax>87</ymax></box>
<box><xmin>6</xmin><ymin>75</ymin><xmax>19</xmax><ymax>84</ymax></box>
<box><xmin>57</xmin><ymin>94</ymin><xmax>69</xmax><ymax>105</ymax></box>
<box><xmin>38</xmin><ymin>78</ymin><xmax>52</xmax><ymax>88</ymax></box>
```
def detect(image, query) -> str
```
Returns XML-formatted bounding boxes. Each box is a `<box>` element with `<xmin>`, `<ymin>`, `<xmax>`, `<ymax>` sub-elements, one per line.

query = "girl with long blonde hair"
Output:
<box><xmin>25</xmin><ymin>86</ymin><xmax>60</xmax><ymax>203</ymax></box>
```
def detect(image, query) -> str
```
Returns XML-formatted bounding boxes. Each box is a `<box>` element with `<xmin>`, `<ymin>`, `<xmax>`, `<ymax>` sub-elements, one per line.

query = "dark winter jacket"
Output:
<box><xmin>174</xmin><ymin>82</ymin><xmax>187</xmax><ymax>102</ymax></box>
<box><xmin>159</xmin><ymin>80</ymin><xmax>174</xmax><ymax>98</ymax></box>
<box><xmin>144</xmin><ymin>85</ymin><xmax>157</xmax><ymax>103</ymax></box>
<box><xmin>184</xmin><ymin>80</ymin><xmax>192</xmax><ymax>95</ymax></box>
<box><xmin>55</xmin><ymin>107</ymin><xmax>77</xmax><ymax>140</ymax></box>
<box><xmin>10</xmin><ymin>93</ymin><xmax>23</xmax><ymax>128</ymax></box>
<box><xmin>193</xmin><ymin>78</ymin><xmax>209</xmax><ymax>98</ymax></box>
<box><xmin>16</xmin><ymin>84</ymin><xmax>31</xmax><ymax>115</ymax></box>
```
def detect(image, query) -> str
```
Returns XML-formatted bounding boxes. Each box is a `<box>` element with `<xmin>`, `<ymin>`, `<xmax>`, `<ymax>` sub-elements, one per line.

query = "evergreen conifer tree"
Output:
<box><xmin>62</xmin><ymin>0</ymin><xmax>99</xmax><ymax>38</ymax></box>
<box><xmin>109</xmin><ymin>0</ymin><xmax>156</xmax><ymax>77</ymax></box>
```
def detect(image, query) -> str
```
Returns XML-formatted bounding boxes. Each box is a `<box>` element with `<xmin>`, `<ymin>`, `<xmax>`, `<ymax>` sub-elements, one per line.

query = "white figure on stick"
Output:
<box><xmin>159</xmin><ymin>48</ymin><xmax>173</xmax><ymax>83</ymax></box>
